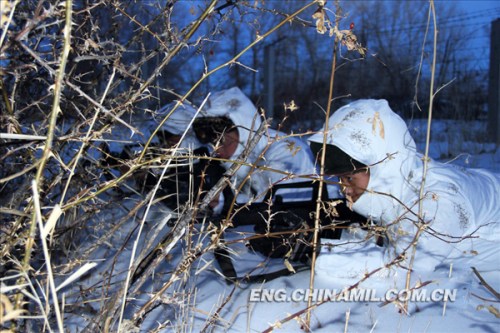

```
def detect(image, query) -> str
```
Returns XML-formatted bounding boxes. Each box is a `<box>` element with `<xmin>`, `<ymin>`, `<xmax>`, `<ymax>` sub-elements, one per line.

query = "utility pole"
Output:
<box><xmin>263</xmin><ymin>45</ymin><xmax>275</xmax><ymax>121</ymax></box>
<box><xmin>488</xmin><ymin>18</ymin><xmax>500</xmax><ymax>144</ymax></box>
<box><xmin>262</xmin><ymin>38</ymin><xmax>285</xmax><ymax>124</ymax></box>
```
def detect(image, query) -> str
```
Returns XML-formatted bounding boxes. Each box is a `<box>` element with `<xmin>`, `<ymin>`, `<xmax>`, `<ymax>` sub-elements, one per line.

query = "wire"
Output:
<box><xmin>355</xmin><ymin>6</ymin><xmax>500</xmax><ymax>34</ymax></box>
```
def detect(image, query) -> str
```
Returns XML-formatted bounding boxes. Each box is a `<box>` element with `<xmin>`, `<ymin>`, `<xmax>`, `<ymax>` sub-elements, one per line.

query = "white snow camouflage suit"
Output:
<box><xmin>308</xmin><ymin>99</ymin><xmax>500</xmax><ymax>272</ymax></box>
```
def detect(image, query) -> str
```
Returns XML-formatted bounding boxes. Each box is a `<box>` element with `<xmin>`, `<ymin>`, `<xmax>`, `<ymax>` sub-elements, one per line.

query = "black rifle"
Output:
<box><xmin>131</xmin><ymin>180</ymin><xmax>367</xmax><ymax>285</ymax></box>
<box><xmin>212</xmin><ymin>181</ymin><xmax>367</xmax><ymax>283</ymax></box>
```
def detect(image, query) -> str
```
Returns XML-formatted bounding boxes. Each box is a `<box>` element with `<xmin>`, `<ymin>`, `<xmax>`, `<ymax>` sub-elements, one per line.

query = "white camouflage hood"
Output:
<box><xmin>199</xmin><ymin>87</ymin><xmax>317</xmax><ymax>198</ymax></box>
<box><xmin>309</xmin><ymin>99</ymin><xmax>420</xmax><ymax>223</ymax></box>
<box><xmin>154</xmin><ymin>102</ymin><xmax>201</xmax><ymax>149</ymax></box>
<box><xmin>198</xmin><ymin>87</ymin><xmax>265</xmax><ymax>162</ymax></box>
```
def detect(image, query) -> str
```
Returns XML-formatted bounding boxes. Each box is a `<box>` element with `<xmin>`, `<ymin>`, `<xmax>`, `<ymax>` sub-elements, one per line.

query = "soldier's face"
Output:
<box><xmin>165</xmin><ymin>135</ymin><xmax>181</xmax><ymax>147</ymax></box>
<box><xmin>214</xmin><ymin>129</ymin><xmax>239</xmax><ymax>160</ymax></box>
<box><xmin>339</xmin><ymin>169</ymin><xmax>370</xmax><ymax>202</ymax></box>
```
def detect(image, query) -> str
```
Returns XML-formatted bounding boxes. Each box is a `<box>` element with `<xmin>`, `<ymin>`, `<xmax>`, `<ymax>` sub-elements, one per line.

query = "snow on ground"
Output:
<box><xmin>63</xmin><ymin>118</ymin><xmax>499</xmax><ymax>333</ymax></box>
<box><xmin>407</xmin><ymin>119</ymin><xmax>499</xmax><ymax>172</ymax></box>
<box><xmin>171</xmin><ymin>228</ymin><xmax>499</xmax><ymax>332</ymax></box>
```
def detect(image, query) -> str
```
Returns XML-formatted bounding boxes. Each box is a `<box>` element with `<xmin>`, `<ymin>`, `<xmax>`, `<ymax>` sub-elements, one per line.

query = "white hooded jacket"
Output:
<box><xmin>309</xmin><ymin>99</ymin><xmax>500</xmax><ymax>272</ymax></box>
<box><xmin>153</xmin><ymin>102</ymin><xmax>201</xmax><ymax>150</ymax></box>
<box><xmin>199</xmin><ymin>87</ymin><xmax>318</xmax><ymax>202</ymax></box>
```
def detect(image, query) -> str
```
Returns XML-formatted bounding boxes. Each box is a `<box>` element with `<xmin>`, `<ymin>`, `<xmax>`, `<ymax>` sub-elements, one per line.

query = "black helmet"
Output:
<box><xmin>310</xmin><ymin>142</ymin><xmax>367</xmax><ymax>175</ymax></box>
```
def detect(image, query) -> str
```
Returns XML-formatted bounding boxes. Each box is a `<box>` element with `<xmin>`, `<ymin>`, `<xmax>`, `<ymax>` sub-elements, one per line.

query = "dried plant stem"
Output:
<box><xmin>472</xmin><ymin>267</ymin><xmax>500</xmax><ymax>300</ymax></box>
<box><xmin>405</xmin><ymin>0</ymin><xmax>437</xmax><ymax>311</ymax></box>
<box><xmin>305</xmin><ymin>1</ymin><xmax>340</xmax><ymax>329</ymax></box>
<box><xmin>199</xmin><ymin>286</ymin><xmax>237</xmax><ymax>333</ymax></box>
<box><xmin>32</xmin><ymin>180</ymin><xmax>64</xmax><ymax>333</ymax></box>
<box><xmin>420</xmin><ymin>2</ymin><xmax>438</xmax><ymax>222</ymax></box>
<box><xmin>0</xmin><ymin>77</ymin><xmax>21</xmax><ymax>134</ymax></box>
<box><xmin>0</xmin><ymin>0</ymin><xmax>20</xmax><ymax>49</ymax></box>
<box><xmin>221</xmin><ymin>113</ymin><xmax>270</xmax><ymax>220</ymax></box>
<box><xmin>15</xmin><ymin>0</ymin><xmax>73</xmax><ymax>314</ymax></box>
<box><xmin>344</xmin><ymin>309</ymin><xmax>350</xmax><ymax>333</ymax></box>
